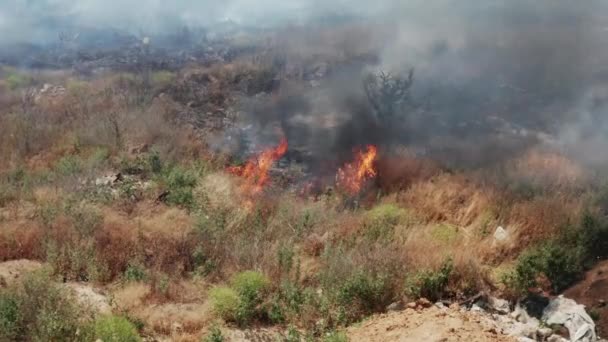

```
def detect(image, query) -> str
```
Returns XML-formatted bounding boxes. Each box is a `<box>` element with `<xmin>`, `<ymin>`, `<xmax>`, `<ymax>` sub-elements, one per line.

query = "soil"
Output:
<box><xmin>346</xmin><ymin>306</ymin><xmax>516</xmax><ymax>342</ymax></box>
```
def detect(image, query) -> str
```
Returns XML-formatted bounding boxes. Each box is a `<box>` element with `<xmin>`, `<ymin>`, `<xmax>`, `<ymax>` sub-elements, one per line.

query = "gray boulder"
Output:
<box><xmin>542</xmin><ymin>295</ymin><xmax>597</xmax><ymax>342</ymax></box>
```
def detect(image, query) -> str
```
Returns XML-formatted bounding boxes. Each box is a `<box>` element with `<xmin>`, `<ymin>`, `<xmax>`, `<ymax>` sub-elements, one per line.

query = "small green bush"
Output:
<box><xmin>0</xmin><ymin>270</ymin><xmax>87</xmax><ymax>341</ymax></box>
<box><xmin>67</xmin><ymin>204</ymin><xmax>103</xmax><ymax>236</ymax></box>
<box><xmin>54</xmin><ymin>155</ymin><xmax>83</xmax><ymax>176</ymax></box>
<box><xmin>364</xmin><ymin>204</ymin><xmax>409</xmax><ymax>241</ymax></box>
<box><xmin>91</xmin><ymin>315</ymin><xmax>141</xmax><ymax>342</ymax></box>
<box><xmin>324</xmin><ymin>331</ymin><xmax>348</xmax><ymax>342</ymax></box>
<box><xmin>406</xmin><ymin>258</ymin><xmax>453</xmax><ymax>301</ymax></box>
<box><xmin>161</xmin><ymin>167</ymin><xmax>197</xmax><ymax>208</ymax></box>
<box><xmin>5</xmin><ymin>73</ymin><xmax>31</xmax><ymax>90</ymax></box>
<box><xmin>203</xmin><ymin>326</ymin><xmax>225</xmax><ymax>342</ymax></box>
<box><xmin>0</xmin><ymin>291</ymin><xmax>21</xmax><ymax>341</ymax></box>
<box><xmin>337</xmin><ymin>271</ymin><xmax>388</xmax><ymax>313</ymax></box>
<box><xmin>210</xmin><ymin>271</ymin><xmax>271</xmax><ymax>326</ymax></box>
<box><xmin>509</xmin><ymin>242</ymin><xmax>582</xmax><ymax>293</ymax></box>
<box><xmin>231</xmin><ymin>271</ymin><xmax>270</xmax><ymax>325</ymax></box>
<box><xmin>124</xmin><ymin>263</ymin><xmax>147</xmax><ymax>282</ymax></box>
<box><xmin>210</xmin><ymin>287</ymin><xmax>240</xmax><ymax>322</ymax></box>
<box><xmin>231</xmin><ymin>270</ymin><xmax>270</xmax><ymax>297</ymax></box>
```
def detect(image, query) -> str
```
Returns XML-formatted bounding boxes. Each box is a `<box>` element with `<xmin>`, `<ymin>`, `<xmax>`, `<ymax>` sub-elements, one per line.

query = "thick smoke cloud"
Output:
<box><xmin>3</xmin><ymin>0</ymin><xmax>608</xmax><ymax>169</ymax></box>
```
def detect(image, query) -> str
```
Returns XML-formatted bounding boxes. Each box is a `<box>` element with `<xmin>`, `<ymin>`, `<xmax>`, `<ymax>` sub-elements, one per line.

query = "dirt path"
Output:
<box><xmin>347</xmin><ymin>306</ymin><xmax>516</xmax><ymax>342</ymax></box>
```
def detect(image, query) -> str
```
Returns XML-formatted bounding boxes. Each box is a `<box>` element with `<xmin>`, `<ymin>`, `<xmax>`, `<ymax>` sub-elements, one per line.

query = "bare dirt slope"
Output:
<box><xmin>564</xmin><ymin>260</ymin><xmax>608</xmax><ymax>337</ymax></box>
<box><xmin>347</xmin><ymin>306</ymin><xmax>516</xmax><ymax>342</ymax></box>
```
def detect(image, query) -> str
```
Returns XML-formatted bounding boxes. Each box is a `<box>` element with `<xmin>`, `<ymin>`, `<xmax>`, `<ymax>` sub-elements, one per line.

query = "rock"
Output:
<box><xmin>489</xmin><ymin>296</ymin><xmax>511</xmax><ymax>314</ymax></box>
<box><xmin>547</xmin><ymin>335</ymin><xmax>569</xmax><ymax>342</ymax></box>
<box><xmin>406</xmin><ymin>302</ymin><xmax>417</xmax><ymax>309</ymax></box>
<box><xmin>435</xmin><ymin>302</ymin><xmax>446</xmax><ymax>309</ymax></box>
<box><xmin>598</xmin><ymin>299</ymin><xmax>606</xmax><ymax>308</ymax></box>
<box><xmin>542</xmin><ymin>295</ymin><xmax>597</xmax><ymax>342</ymax></box>
<box><xmin>387</xmin><ymin>301</ymin><xmax>405</xmax><ymax>312</ymax></box>
<box><xmin>417</xmin><ymin>298</ymin><xmax>433</xmax><ymax>308</ymax></box>
<box><xmin>494</xmin><ymin>226</ymin><xmax>509</xmax><ymax>242</ymax></box>
<box><xmin>537</xmin><ymin>327</ymin><xmax>553</xmax><ymax>339</ymax></box>
<box><xmin>517</xmin><ymin>337</ymin><xmax>536</xmax><ymax>342</ymax></box>
<box><xmin>512</xmin><ymin>304</ymin><xmax>534</xmax><ymax>324</ymax></box>
<box><xmin>471</xmin><ymin>304</ymin><xmax>485</xmax><ymax>312</ymax></box>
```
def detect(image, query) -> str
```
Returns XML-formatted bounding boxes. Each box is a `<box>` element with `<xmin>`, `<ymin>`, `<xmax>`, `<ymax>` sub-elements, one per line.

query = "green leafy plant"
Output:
<box><xmin>91</xmin><ymin>315</ymin><xmax>141</xmax><ymax>342</ymax></box>
<box><xmin>406</xmin><ymin>258</ymin><xmax>453</xmax><ymax>301</ymax></box>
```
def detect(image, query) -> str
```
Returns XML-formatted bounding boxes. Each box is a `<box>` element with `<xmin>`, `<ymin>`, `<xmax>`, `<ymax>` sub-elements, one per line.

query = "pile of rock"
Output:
<box><xmin>468</xmin><ymin>295</ymin><xmax>599</xmax><ymax>342</ymax></box>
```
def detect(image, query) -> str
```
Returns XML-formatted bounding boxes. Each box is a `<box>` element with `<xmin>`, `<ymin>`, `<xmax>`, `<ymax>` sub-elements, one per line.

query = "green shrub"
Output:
<box><xmin>576</xmin><ymin>213</ymin><xmax>608</xmax><ymax>263</ymax></box>
<box><xmin>210</xmin><ymin>287</ymin><xmax>240</xmax><ymax>322</ymax></box>
<box><xmin>203</xmin><ymin>326</ymin><xmax>225</xmax><ymax>342</ymax></box>
<box><xmin>0</xmin><ymin>291</ymin><xmax>21</xmax><ymax>341</ymax></box>
<box><xmin>509</xmin><ymin>242</ymin><xmax>582</xmax><ymax>293</ymax></box>
<box><xmin>161</xmin><ymin>167</ymin><xmax>197</xmax><ymax>208</ymax></box>
<box><xmin>231</xmin><ymin>271</ymin><xmax>270</xmax><ymax>296</ymax></box>
<box><xmin>337</xmin><ymin>271</ymin><xmax>388</xmax><ymax>313</ymax></box>
<box><xmin>124</xmin><ymin>263</ymin><xmax>147</xmax><ymax>282</ymax></box>
<box><xmin>67</xmin><ymin>204</ymin><xmax>103</xmax><ymax>236</ymax></box>
<box><xmin>54</xmin><ymin>155</ymin><xmax>83</xmax><ymax>176</ymax></box>
<box><xmin>91</xmin><ymin>315</ymin><xmax>141</xmax><ymax>342</ymax></box>
<box><xmin>210</xmin><ymin>271</ymin><xmax>271</xmax><ymax>326</ymax></box>
<box><xmin>363</xmin><ymin>204</ymin><xmax>409</xmax><ymax>241</ymax></box>
<box><xmin>430</xmin><ymin>224</ymin><xmax>459</xmax><ymax>243</ymax></box>
<box><xmin>0</xmin><ymin>270</ymin><xmax>87</xmax><ymax>341</ymax></box>
<box><xmin>5</xmin><ymin>73</ymin><xmax>31</xmax><ymax>90</ymax></box>
<box><xmin>231</xmin><ymin>271</ymin><xmax>270</xmax><ymax>325</ymax></box>
<box><xmin>405</xmin><ymin>258</ymin><xmax>453</xmax><ymax>301</ymax></box>
<box><xmin>324</xmin><ymin>331</ymin><xmax>348</xmax><ymax>342</ymax></box>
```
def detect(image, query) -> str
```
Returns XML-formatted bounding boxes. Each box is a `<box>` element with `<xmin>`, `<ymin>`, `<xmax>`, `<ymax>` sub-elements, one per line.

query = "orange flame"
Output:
<box><xmin>336</xmin><ymin>145</ymin><xmax>378</xmax><ymax>195</ymax></box>
<box><xmin>228</xmin><ymin>137</ymin><xmax>288</xmax><ymax>195</ymax></box>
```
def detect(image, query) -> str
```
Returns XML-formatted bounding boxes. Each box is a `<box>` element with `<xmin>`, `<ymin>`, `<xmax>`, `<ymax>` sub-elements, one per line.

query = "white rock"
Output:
<box><xmin>517</xmin><ymin>337</ymin><xmax>536</xmax><ymax>342</ymax></box>
<box><xmin>494</xmin><ymin>226</ymin><xmax>509</xmax><ymax>242</ymax></box>
<box><xmin>542</xmin><ymin>295</ymin><xmax>597</xmax><ymax>342</ymax></box>
<box><xmin>489</xmin><ymin>296</ymin><xmax>511</xmax><ymax>314</ymax></box>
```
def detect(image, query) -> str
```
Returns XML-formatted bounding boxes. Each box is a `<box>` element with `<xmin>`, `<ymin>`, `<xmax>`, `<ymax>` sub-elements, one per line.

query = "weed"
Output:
<box><xmin>54</xmin><ymin>155</ymin><xmax>83</xmax><ymax>176</ymax></box>
<box><xmin>124</xmin><ymin>263</ymin><xmax>147</xmax><ymax>282</ymax></box>
<box><xmin>363</xmin><ymin>203</ymin><xmax>409</xmax><ymax>241</ymax></box>
<box><xmin>210</xmin><ymin>286</ymin><xmax>240</xmax><ymax>322</ymax></box>
<box><xmin>90</xmin><ymin>315</ymin><xmax>141</xmax><ymax>342</ymax></box>
<box><xmin>323</xmin><ymin>331</ymin><xmax>348</xmax><ymax>342</ymax></box>
<box><xmin>430</xmin><ymin>224</ymin><xmax>459</xmax><ymax>243</ymax></box>
<box><xmin>160</xmin><ymin>166</ymin><xmax>197</xmax><ymax>208</ymax></box>
<box><xmin>283</xmin><ymin>325</ymin><xmax>301</xmax><ymax>342</ymax></box>
<box><xmin>0</xmin><ymin>291</ymin><xmax>20</xmax><ymax>341</ymax></box>
<box><xmin>203</xmin><ymin>325</ymin><xmax>225</xmax><ymax>342</ymax></box>
<box><xmin>406</xmin><ymin>258</ymin><xmax>453</xmax><ymax>301</ymax></box>
<box><xmin>508</xmin><ymin>242</ymin><xmax>582</xmax><ymax>293</ymax></box>
<box><xmin>0</xmin><ymin>270</ymin><xmax>88</xmax><ymax>341</ymax></box>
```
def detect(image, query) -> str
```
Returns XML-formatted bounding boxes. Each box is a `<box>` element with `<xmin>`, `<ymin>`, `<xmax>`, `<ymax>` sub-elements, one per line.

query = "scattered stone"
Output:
<box><xmin>547</xmin><ymin>335</ymin><xmax>569</xmax><ymax>342</ymax></box>
<box><xmin>471</xmin><ymin>304</ymin><xmax>485</xmax><ymax>312</ymax></box>
<box><xmin>494</xmin><ymin>226</ymin><xmax>509</xmax><ymax>242</ymax></box>
<box><xmin>387</xmin><ymin>301</ymin><xmax>405</xmax><ymax>312</ymax></box>
<box><xmin>517</xmin><ymin>337</ymin><xmax>536</xmax><ymax>342</ymax></box>
<box><xmin>542</xmin><ymin>295</ymin><xmax>597</xmax><ymax>342</ymax></box>
<box><xmin>435</xmin><ymin>302</ymin><xmax>446</xmax><ymax>309</ymax></box>
<box><xmin>417</xmin><ymin>298</ymin><xmax>433</xmax><ymax>308</ymax></box>
<box><xmin>598</xmin><ymin>299</ymin><xmax>606</xmax><ymax>308</ymax></box>
<box><xmin>406</xmin><ymin>302</ymin><xmax>417</xmax><ymax>309</ymax></box>
<box><xmin>489</xmin><ymin>296</ymin><xmax>511</xmax><ymax>314</ymax></box>
<box><xmin>537</xmin><ymin>327</ymin><xmax>553</xmax><ymax>339</ymax></box>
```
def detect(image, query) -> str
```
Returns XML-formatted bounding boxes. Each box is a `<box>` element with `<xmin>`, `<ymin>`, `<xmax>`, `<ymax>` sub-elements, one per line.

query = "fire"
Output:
<box><xmin>336</xmin><ymin>145</ymin><xmax>378</xmax><ymax>195</ymax></box>
<box><xmin>228</xmin><ymin>137</ymin><xmax>288</xmax><ymax>195</ymax></box>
